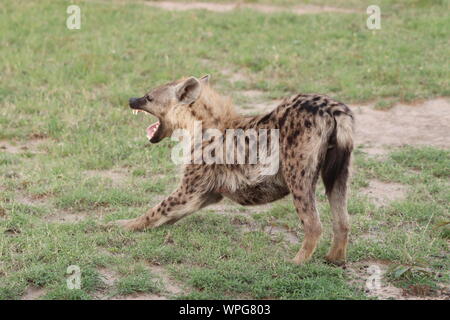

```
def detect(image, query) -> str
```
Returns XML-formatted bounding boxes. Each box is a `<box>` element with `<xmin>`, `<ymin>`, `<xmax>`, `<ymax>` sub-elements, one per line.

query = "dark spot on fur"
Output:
<box><xmin>257</xmin><ymin>112</ymin><xmax>272</xmax><ymax>126</ymax></box>
<box><xmin>301</xmin><ymin>101</ymin><xmax>318</xmax><ymax>115</ymax></box>
<box><xmin>287</xmin><ymin>135</ymin><xmax>295</xmax><ymax>145</ymax></box>
<box><xmin>293</xmin><ymin>99</ymin><xmax>303</xmax><ymax>108</ymax></box>
<box><xmin>278</xmin><ymin>109</ymin><xmax>289</xmax><ymax>127</ymax></box>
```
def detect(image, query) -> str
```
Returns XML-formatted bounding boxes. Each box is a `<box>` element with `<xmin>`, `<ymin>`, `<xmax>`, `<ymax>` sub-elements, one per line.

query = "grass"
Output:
<box><xmin>115</xmin><ymin>265</ymin><xmax>161</xmax><ymax>296</ymax></box>
<box><xmin>0</xmin><ymin>0</ymin><xmax>449</xmax><ymax>299</ymax></box>
<box><xmin>144</xmin><ymin>0</ymin><xmax>448</xmax><ymax>10</ymax></box>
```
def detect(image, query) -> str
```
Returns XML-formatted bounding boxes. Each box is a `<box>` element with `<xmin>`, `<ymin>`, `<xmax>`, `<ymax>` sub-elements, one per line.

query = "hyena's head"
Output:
<box><xmin>129</xmin><ymin>75</ymin><xmax>213</xmax><ymax>143</ymax></box>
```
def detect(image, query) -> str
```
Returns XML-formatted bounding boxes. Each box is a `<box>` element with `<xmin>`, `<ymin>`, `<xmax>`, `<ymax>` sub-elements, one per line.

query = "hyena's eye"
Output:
<box><xmin>146</xmin><ymin>96</ymin><xmax>153</xmax><ymax>102</ymax></box>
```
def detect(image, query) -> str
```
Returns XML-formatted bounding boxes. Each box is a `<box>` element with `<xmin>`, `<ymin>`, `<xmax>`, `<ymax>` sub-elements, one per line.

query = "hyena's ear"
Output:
<box><xmin>200</xmin><ymin>74</ymin><xmax>210</xmax><ymax>85</ymax></box>
<box><xmin>175</xmin><ymin>77</ymin><xmax>201</xmax><ymax>104</ymax></box>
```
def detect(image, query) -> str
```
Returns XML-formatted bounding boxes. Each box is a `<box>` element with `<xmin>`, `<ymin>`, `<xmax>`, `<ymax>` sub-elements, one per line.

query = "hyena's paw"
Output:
<box><xmin>325</xmin><ymin>247</ymin><xmax>347</xmax><ymax>266</ymax></box>
<box><xmin>291</xmin><ymin>252</ymin><xmax>311</xmax><ymax>265</ymax></box>
<box><xmin>324</xmin><ymin>254</ymin><xmax>346</xmax><ymax>266</ymax></box>
<box><xmin>107</xmin><ymin>218</ymin><xmax>143</xmax><ymax>231</ymax></box>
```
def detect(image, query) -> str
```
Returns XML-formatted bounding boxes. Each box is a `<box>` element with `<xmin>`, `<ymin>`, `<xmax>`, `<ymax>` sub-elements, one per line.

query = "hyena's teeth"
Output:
<box><xmin>132</xmin><ymin>110</ymin><xmax>138</xmax><ymax>115</ymax></box>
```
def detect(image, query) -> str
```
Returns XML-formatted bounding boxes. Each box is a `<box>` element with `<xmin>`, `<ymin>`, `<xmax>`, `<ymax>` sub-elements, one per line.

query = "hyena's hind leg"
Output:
<box><xmin>282</xmin><ymin>161</ymin><xmax>323</xmax><ymax>265</ymax></box>
<box><xmin>290</xmin><ymin>190</ymin><xmax>323</xmax><ymax>265</ymax></box>
<box><xmin>321</xmin><ymin>147</ymin><xmax>352</xmax><ymax>265</ymax></box>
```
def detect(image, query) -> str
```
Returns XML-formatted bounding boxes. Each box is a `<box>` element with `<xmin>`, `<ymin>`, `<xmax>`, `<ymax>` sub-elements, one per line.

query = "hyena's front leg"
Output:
<box><xmin>111</xmin><ymin>188</ymin><xmax>223</xmax><ymax>231</ymax></box>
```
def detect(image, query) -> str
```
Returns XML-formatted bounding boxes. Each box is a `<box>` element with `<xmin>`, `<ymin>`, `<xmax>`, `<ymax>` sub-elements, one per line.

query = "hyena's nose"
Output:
<box><xmin>129</xmin><ymin>97</ymin><xmax>140</xmax><ymax>109</ymax></box>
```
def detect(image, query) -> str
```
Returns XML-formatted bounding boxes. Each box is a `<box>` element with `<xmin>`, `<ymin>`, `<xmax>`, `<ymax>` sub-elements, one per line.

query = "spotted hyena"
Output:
<box><xmin>111</xmin><ymin>75</ymin><xmax>354</xmax><ymax>265</ymax></box>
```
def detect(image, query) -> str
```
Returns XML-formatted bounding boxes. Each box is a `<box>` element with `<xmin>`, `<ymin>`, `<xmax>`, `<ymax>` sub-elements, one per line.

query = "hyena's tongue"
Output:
<box><xmin>146</xmin><ymin>122</ymin><xmax>160</xmax><ymax>140</ymax></box>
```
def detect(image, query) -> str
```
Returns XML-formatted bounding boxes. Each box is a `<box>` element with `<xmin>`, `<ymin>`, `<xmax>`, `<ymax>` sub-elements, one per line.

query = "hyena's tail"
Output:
<box><xmin>321</xmin><ymin>105</ymin><xmax>354</xmax><ymax>195</ymax></box>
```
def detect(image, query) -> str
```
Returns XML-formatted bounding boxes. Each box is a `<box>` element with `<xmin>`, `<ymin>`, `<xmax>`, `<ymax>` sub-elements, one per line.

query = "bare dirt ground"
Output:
<box><xmin>84</xmin><ymin>169</ymin><xmax>129</xmax><ymax>187</ymax></box>
<box><xmin>21</xmin><ymin>286</ymin><xmax>46</xmax><ymax>300</ymax></box>
<box><xmin>144</xmin><ymin>1</ymin><xmax>357</xmax><ymax>15</ymax></box>
<box><xmin>0</xmin><ymin>138</ymin><xmax>47</xmax><ymax>155</ymax></box>
<box><xmin>44</xmin><ymin>211</ymin><xmax>91</xmax><ymax>223</ymax></box>
<box><xmin>361</xmin><ymin>180</ymin><xmax>408</xmax><ymax>207</ymax></box>
<box><xmin>353</xmin><ymin>98</ymin><xmax>450</xmax><ymax>154</ymax></box>
<box><xmin>346</xmin><ymin>260</ymin><xmax>450</xmax><ymax>300</ymax></box>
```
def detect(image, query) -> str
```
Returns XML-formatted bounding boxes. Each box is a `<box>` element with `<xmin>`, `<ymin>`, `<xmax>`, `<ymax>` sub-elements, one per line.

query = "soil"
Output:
<box><xmin>352</xmin><ymin>98</ymin><xmax>450</xmax><ymax>154</ymax></box>
<box><xmin>145</xmin><ymin>1</ymin><xmax>357</xmax><ymax>15</ymax></box>
<box><xmin>361</xmin><ymin>179</ymin><xmax>408</xmax><ymax>207</ymax></box>
<box><xmin>346</xmin><ymin>260</ymin><xmax>450</xmax><ymax>300</ymax></box>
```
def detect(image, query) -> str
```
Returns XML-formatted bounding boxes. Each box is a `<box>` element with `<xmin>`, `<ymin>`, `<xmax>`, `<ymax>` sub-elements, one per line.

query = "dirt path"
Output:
<box><xmin>0</xmin><ymin>138</ymin><xmax>47</xmax><ymax>155</ymax></box>
<box><xmin>144</xmin><ymin>1</ymin><xmax>357</xmax><ymax>15</ymax></box>
<box><xmin>352</xmin><ymin>98</ymin><xmax>450</xmax><ymax>154</ymax></box>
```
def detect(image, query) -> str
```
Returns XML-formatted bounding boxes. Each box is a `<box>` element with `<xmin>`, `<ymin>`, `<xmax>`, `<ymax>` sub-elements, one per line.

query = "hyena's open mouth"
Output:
<box><xmin>129</xmin><ymin>98</ymin><xmax>164</xmax><ymax>143</ymax></box>
<box><xmin>146</xmin><ymin>120</ymin><xmax>160</xmax><ymax>141</ymax></box>
<box><xmin>132</xmin><ymin>110</ymin><xmax>164</xmax><ymax>143</ymax></box>
<box><xmin>132</xmin><ymin>109</ymin><xmax>161</xmax><ymax>142</ymax></box>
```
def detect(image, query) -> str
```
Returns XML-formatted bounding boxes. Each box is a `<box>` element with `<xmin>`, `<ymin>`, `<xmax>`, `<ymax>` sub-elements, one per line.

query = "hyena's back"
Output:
<box><xmin>267</xmin><ymin>94</ymin><xmax>353</xmax><ymax>187</ymax></box>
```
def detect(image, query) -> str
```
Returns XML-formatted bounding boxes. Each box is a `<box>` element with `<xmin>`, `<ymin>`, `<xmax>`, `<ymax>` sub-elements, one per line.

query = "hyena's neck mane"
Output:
<box><xmin>176</xmin><ymin>85</ymin><xmax>240</xmax><ymax>132</ymax></box>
